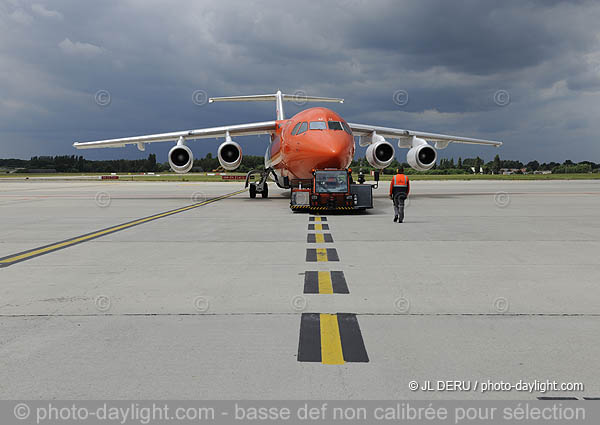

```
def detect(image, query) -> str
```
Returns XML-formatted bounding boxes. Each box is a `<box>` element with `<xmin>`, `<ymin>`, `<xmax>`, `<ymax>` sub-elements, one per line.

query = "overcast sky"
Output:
<box><xmin>1</xmin><ymin>0</ymin><xmax>600</xmax><ymax>163</ymax></box>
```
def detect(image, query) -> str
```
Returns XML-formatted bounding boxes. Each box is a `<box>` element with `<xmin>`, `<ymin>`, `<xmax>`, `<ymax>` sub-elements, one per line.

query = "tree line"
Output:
<box><xmin>352</xmin><ymin>154</ymin><xmax>599</xmax><ymax>175</ymax></box>
<box><xmin>1</xmin><ymin>154</ymin><xmax>598</xmax><ymax>174</ymax></box>
<box><xmin>0</xmin><ymin>154</ymin><xmax>265</xmax><ymax>174</ymax></box>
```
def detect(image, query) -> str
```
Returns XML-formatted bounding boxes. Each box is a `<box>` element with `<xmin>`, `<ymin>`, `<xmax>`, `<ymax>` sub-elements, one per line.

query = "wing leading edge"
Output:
<box><xmin>348</xmin><ymin>123</ymin><xmax>502</xmax><ymax>147</ymax></box>
<box><xmin>73</xmin><ymin>121</ymin><xmax>277</xmax><ymax>149</ymax></box>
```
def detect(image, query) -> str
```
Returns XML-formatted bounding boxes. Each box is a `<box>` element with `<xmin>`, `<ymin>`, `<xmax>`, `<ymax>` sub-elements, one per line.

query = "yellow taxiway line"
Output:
<box><xmin>320</xmin><ymin>313</ymin><xmax>345</xmax><ymax>365</ymax></box>
<box><xmin>0</xmin><ymin>188</ymin><xmax>246</xmax><ymax>268</ymax></box>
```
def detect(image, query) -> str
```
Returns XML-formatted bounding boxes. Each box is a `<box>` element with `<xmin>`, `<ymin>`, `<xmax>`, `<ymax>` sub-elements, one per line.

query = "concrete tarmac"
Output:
<box><xmin>0</xmin><ymin>179</ymin><xmax>599</xmax><ymax>399</ymax></box>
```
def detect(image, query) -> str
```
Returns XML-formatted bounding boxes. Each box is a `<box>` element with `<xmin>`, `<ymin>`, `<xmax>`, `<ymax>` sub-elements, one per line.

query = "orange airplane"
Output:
<box><xmin>74</xmin><ymin>90</ymin><xmax>501</xmax><ymax>198</ymax></box>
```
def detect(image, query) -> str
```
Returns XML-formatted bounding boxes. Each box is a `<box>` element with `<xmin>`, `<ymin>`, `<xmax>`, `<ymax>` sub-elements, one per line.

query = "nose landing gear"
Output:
<box><xmin>249</xmin><ymin>182</ymin><xmax>269</xmax><ymax>198</ymax></box>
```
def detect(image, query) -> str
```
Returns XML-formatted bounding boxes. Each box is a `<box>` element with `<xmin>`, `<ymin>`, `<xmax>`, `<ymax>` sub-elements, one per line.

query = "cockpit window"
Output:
<box><xmin>291</xmin><ymin>122</ymin><xmax>301</xmax><ymax>135</ymax></box>
<box><xmin>309</xmin><ymin>121</ymin><xmax>327</xmax><ymax>130</ymax></box>
<box><xmin>327</xmin><ymin>121</ymin><xmax>343</xmax><ymax>130</ymax></box>
<box><xmin>342</xmin><ymin>121</ymin><xmax>353</xmax><ymax>135</ymax></box>
<box><xmin>297</xmin><ymin>121</ymin><xmax>308</xmax><ymax>134</ymax></box>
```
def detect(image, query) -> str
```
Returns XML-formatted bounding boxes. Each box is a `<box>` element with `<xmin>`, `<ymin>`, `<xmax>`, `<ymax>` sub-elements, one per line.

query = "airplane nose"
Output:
<box><xmin>315</xmin><ymin>135</ymin><xmax>353</xmax><ymax>169</ymax></box>
<box><xmin>328</xmin><ymin>138</ymin><xmax>347</xmax><ymax>156</ymax></box>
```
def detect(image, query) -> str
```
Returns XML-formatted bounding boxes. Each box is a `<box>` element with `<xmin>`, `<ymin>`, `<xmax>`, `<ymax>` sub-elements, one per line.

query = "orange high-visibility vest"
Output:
<box><xmin>389</xmin><ymin>174</ymin><xmax>409</xmax><ymax>196</ymax></box>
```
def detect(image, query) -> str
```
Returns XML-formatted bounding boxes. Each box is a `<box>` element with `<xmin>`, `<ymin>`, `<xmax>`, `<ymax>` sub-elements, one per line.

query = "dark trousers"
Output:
<box><xmin>393</xmin><ymin>192</ymin><xmax>406</xmax><ymax>221</ymax></box>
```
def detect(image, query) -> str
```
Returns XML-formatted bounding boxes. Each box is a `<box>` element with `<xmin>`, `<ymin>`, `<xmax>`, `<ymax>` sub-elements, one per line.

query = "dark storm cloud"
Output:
<box><xmin>346</xmin><ymin>0</ymin><xmax>598</xmax><ymax>74</ymax></box>
<box><xmin>1</xmin><ymin>0</ymin><xmax>600</xmax><ymax>162</ymax></box>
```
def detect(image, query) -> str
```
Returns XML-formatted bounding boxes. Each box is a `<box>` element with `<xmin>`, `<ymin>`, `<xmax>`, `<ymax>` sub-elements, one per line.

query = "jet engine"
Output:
<box><xmin>218</xmin><ymin>140</ymin><xmax>242</xmax><ymax>171</ymax></box>
<box><xmin>365</xmin><ymin>141</ymin><xmax>395</xmax><ymax>169</ymax></box>
<box><xmin>168</xmin><ymin>144</ymin><xmax>194</xmax><ymax>174</ymax></box>
<box><xmin>407</xmin><ymin>138</ymin><xmax>437</xmax><ymax>171</ymax></box>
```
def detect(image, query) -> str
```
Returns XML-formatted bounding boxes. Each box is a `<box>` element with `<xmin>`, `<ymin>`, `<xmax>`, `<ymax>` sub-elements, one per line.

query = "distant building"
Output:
<box><xmin>500</xmin><ymin>168</ymin><xmax>528</xmax><ymax>175</ymax></box>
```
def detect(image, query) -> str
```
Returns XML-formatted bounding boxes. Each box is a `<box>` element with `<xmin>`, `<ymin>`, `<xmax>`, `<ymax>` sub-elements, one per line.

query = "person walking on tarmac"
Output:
<box><xmin>389</xmin><ymin>168</ymin><xmax>410</xmax><ymax>223</ymax></box>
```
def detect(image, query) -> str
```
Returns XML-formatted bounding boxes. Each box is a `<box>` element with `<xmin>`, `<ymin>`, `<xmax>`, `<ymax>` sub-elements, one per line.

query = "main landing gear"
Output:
<box><xmin>246</xmin><ymin>168</ymin><xmax>271</xmax><ymax>199</ymax></box>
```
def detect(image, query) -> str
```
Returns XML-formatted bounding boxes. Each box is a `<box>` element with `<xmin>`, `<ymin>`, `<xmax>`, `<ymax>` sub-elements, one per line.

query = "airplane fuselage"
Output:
<box><xmin>265</xmin><ymin>107</ymin><xmax>355</xmax><ymax>185</ymax></box>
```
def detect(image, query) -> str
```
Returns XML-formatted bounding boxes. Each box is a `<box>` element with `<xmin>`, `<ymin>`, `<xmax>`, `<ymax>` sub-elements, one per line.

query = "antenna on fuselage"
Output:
<box><xmin>208</xmin><ymin>91</ymin><xmax>344</xmax><ymax>121</ymax></box>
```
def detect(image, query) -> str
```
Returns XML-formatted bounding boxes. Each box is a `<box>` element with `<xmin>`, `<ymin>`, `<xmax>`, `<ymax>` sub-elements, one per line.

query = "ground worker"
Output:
<box><xmin>389</xmin><ymin>168</ymin><xmax>410</xmax><ymax>223</ymax></box>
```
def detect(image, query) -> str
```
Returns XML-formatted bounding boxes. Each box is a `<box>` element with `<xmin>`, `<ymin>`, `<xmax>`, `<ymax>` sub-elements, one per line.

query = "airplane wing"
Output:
<box><xmin>348</xmin><ymin>123</ymin><xmax>502</xmax><ymax>147</ymax></box>
<box><xmin>73</xmin><ymin>121</ymin><xmax>277</xmax><ymax>149</ymax></box>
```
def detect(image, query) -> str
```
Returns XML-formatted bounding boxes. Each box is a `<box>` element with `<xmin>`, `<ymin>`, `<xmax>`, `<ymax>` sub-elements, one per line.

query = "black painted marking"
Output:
<box><xmin>306</xmin><ymin>233</ymin><xmax>334</xmax><ymax>243</ymax></box>
<box><xmin>308</xmin><ymin>223</ymin><xmax>329</xmax><ymax>230</ymax></box>
<box><xmin>298</xmin><ymin>313</ymin><xmax>321</xmax><ymax>362</ymax></box>
<box><xmin>325</xmin><ymin>248</ymin><xmax>340</xmax><ymax>261</ymax></box>
<box><xmin>337</xmin><ymin>313</ymin><xmax>369</xmax><ymax>362</ymax></box>
<box><xmin>583</xmin><ymin>398</ymin><xmax>600</xmax><ymax>400</ymax></box>
<box><xmin>331</xmin><ymin>271</ymin><xmax>349</xmax><ymax>294</ymax></box>
<box><xmin>305</xmin><ymin>248</ymin><xmax>340</xmax><ymax>262</ymax></box>
<box><xmin>537</xmin><ymin>397</ymin><xmax>579</xmax><ymax>400</ymax></box>
<box><xmin>304</xmin><ymin>271</ymin><xmax>319</xmax><ymax>294</ymax></box>
<box><xmin>0</xmin><ymin>189</ymin><xmax>246</xmax><ymax>268</ymax></box>
<box><xmin>303</xmin><ymin>271</ymin><xmax>349</xmax><ymax>294</ymax></box>
<box><xmin>309</xmin><ymin>217</ymin><xmax>327</xmax><ymax>222</ymax></box>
